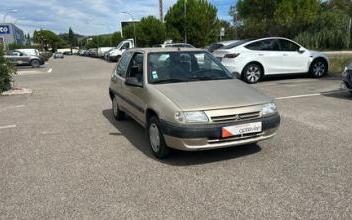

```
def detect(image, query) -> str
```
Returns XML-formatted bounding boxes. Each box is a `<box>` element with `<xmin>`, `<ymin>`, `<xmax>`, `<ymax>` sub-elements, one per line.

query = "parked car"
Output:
<box><xmin>108</xmin><ymin>39</ymin><xmax>135</xmax><ymax>62</ymax></box>
<box><xmin>5</xmin><ymin>50</ymin><xmax>45</xmax><ymax>68</ymax></box>
<box><xmin>109</xmin><ymin>48</ymin><xmax>281</xmax><ymax>158</ymax></box>
<box><xmin>53</xmin><ymin>52</ymin><xmax>64</xmax><ymax>59</ymax></box>
<box><xmin>98</xmin><ymin>47</ymin><xmax>114</xmax><ymax>58</ymax></box>
<box><xmin>154</xmin><ymin>43</ymin><xmax>195</xmax><ymax>48</ymax></box>
<box><xmin>206</xmin><ymin>40</ymin><xmax>239</xmax><ymax>52</ymax></box>
<box><xmin>212</xmin><ymin>37</ymin><xmax>330</xmax><ymax>83</ymax></box>
<box><xmin>342</xmin><ymin>63</ymin><xmax>352</xmax><ymax>93</ymax></box>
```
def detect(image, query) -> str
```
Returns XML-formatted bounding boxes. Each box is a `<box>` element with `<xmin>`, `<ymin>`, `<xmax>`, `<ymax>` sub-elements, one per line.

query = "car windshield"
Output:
<box><xmin>222</xmin><ymin>39</ymin><xmax>252</xmax><ymax>49</ymax></box>
<box><xmin>148</xmin><ymin>51</ymin><xmax>233</xmax><ymax>84</ymax></box>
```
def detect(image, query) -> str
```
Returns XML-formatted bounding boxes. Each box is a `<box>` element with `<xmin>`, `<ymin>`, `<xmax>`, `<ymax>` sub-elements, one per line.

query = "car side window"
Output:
<box><xmin>121</xmin><ymin>43</ymin><xmax>129</xmax><ymax>50</ymax></box>
<box><xmin>116</xmin><ymin>52</ymin><xmax>132</xmax><ymax>78</ymax></box>
<box><xmin>127</xmin><ymin>52</ymin><xmax>144</xmax><ymax>83</ymax></box>
<box><xmin>279</xmin><ymin>39</ymin><xmax>300</xmax><ymax>51</ymax></box>
<box><xmin>245</xmin><ymin>39</ymin><xmax>280</xmax><ymax>51</ymax></box>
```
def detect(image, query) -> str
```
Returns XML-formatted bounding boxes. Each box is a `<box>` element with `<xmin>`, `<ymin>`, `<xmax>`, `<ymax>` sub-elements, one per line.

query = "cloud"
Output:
<box><xmin>1</xmin><ymin>0</ymin><xmax>235</xmax><ymax>35</ymax></box>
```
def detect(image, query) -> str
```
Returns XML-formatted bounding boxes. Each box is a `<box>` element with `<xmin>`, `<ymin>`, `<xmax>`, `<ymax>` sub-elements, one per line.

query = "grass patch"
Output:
<box><xmin>328</xmin><ymin>54</ymin><xmax>352</xmax><ymax>75</ymax></box>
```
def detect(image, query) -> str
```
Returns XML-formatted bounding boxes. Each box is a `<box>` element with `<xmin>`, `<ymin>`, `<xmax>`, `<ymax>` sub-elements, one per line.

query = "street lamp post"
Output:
<box><xmin>120</xmin><ymin>11</ymin><xmax>136</xmax><ymax>46</ymax></box>
<box><xmin>3</xmin><ymin>9</ymin><xmax>18</xmax><ymax>23</ymax></box>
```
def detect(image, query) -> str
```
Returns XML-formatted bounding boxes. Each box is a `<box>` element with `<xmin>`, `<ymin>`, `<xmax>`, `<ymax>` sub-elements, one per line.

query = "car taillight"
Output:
<box><xmin>224</xmin><ymin>53</ymin><xmax>240</xmax><ymax>59</ymax></box>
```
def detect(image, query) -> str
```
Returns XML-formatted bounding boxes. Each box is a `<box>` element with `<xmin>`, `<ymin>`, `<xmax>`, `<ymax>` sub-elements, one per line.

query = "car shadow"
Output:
<box><xmin>257</xmin><ymin>73</ymin><xmax>340</xmax><ymax>83</ymax></box>
<box><xmin>102</xmin><ymin>109</ymin><xmax>262</xmax><ymax>166</ymax></box>
<box><xmin>322</xmin><ymin>90</ymin><xmax>352</xmax><ymax>100</ymax></box>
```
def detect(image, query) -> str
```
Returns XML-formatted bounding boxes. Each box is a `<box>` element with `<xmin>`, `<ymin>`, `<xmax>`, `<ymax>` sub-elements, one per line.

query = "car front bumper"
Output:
<box><xmin>160</xmin><ymin>113</ymin><xmax>280</xmax><ymax>151</ymax></box>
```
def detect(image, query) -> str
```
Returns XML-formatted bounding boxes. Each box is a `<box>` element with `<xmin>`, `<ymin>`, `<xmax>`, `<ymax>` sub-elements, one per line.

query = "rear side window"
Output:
<box><xmin>245</xmin><ymin>39</ymin><xmax>280</xmax><ymax>51</ymax></box>
<box><xmin>279</xmin><ymin>39</ymin><xmax>300</xmax><ymax>51</ymax></box>
<box><xmin>116</xmin><ymin>52</ymin><xmax>133</xmax><ymax>78</ymax></box>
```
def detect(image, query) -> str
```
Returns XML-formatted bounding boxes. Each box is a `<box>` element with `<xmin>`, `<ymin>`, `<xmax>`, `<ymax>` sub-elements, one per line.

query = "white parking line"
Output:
<box><xmin>0</xmin><ymin>124</ymin><xmax>16</xmax><ymax>130</ymax></box>
<box><xmin>48</xmin><ymin>68</ymin><xmax>53</xmax><ymax>73</ymax></box>
<box><xmin>0</xmin><ymin>105</ymin><xmax>25</xmax><ymax>112</ymax></box>
<box><xmin>275</xmin><ymin>90</ymin><xmax>347</xmax><ymax>100</ymax></box>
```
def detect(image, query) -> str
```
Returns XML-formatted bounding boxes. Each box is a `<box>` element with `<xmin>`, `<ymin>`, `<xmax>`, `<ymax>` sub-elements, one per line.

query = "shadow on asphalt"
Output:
<box><xmin>322</xmin><ymin>90</ymin><xmax>352</xmax><ymax>100</ymax></box>
<box><xmin>102</xmin><ymin>109</ymin><xmax>262</xmax><ymax>166</ymax></box>
<box><xmin>257</xmin><ymin>73</ymin><xmax>340</xmax><ymax>83</ymax></box>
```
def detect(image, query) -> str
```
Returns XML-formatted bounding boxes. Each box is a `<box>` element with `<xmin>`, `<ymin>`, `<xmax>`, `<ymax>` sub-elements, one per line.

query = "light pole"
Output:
<box><xmin>184</xmin><ymin>0</ymin><xmax>187</xmax><ymax>43</ymax></box>
<box><xmin>120</xmin><ymin>11</ymin><xmax>136</xmax><ymax>46</ymax></box>
<box><xmin>3</xmin><ymin>9</ymin><xmax>18</xmax><ymax>23</ymax></box>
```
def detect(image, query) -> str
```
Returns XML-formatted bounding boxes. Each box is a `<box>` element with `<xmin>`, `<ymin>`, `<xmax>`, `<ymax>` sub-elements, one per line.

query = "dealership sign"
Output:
<box><xmin>0</xmin><ymin>25</ymin><xmax>10</xmax><ymax>34</ymax></box>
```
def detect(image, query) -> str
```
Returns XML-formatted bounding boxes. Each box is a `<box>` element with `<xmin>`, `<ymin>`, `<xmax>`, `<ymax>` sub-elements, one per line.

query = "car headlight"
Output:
<box><xmin>261</xmin><ymin>103</ymin><xmax>277</xmax><ymax>116</ymax></box>
<box><xmin>175</xmin><ymin>111</ymin><xmax>209</xmax><ymax>123</ymax></box>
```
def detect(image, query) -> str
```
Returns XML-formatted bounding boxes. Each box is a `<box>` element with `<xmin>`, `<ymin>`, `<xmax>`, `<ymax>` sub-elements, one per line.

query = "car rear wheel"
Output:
<box><xmin>310</xmin><ymin>59</ymin><xmax>327</xmax><ymax>78</ymax></box>
<box><xmin>112</xmin><ymin>96</ymin><xmax>125</xmax><ymax>121</ymax></box>
<box><xmin>30</xmin><ymin>59</ymin><xmax>40</xmax><ymax>68</ymax></box>
<box><xmin>242</xmin><ymin>63</ymin><xmax>263</xmax><ymax>84</ymax></box>
<box><xmin>147</xmin><ymin>116</ymin><xmax>170</xmax><ymax>159</ymax></box>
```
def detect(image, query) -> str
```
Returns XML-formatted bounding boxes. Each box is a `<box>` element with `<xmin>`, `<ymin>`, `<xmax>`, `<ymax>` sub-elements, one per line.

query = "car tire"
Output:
<box><xmin>310</xmin><ymin>59</ymin><xmax>328</xmax><ymax>78</ymax></box>
<box><xmin>30</xmin><ymin>59</ymin><xmax>40</xmax><ymax>68</ymax></box>
<box><xmin>147</xmin><ymin>116</ymin><xmax>170</xmax><ymax>159</ymax></box>
<box><xmin>112</xmin><ymin>95</ymin><xmax>125</xmax><ymax>121</ymax></box>
<box><xmin>242</xmin><ymin>63</ymin><xmax>263</xmax><ymax>84</ymax></box>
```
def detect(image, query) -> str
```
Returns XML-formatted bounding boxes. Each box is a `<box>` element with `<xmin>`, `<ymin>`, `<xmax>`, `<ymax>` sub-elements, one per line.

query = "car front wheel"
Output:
<box><xmin>112</xmin><ymin>95</ymin><xmax>125</xmax><ymax>121</ymax></box>
<box><xmin>310</xmin><ymin>59</ymin><xmax>328</xmax><ymax>78</ymax></box>
<box><xmin>242</xmin><ymin>63</ymin><xmax>263</xmax><ymax>84</ymax></box>
<box><xmin>147</xmin><ymin>116</ymin><xmax>170</xmax><ymax>159</ymax></box>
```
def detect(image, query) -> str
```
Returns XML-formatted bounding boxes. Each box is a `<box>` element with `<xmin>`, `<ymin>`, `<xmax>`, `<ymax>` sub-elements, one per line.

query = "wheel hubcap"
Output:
<box><xmin>149</xmin><ymin>123</ymin><xmax>160</xmax><ymax>152</ymax></box>
<box><xmin>313</xmin><ymin>62</ymin><xmax>325</xmax><ymax>77</ymax></box>
<box><xmin>112</xmin><ymin>97</ymin><xmax>118</xmax><ymax>117</ymax></box>
<box><xmin>246</xmin><ymin>66</ymin><xmax>260</xmax><ymax>82</ymax></box>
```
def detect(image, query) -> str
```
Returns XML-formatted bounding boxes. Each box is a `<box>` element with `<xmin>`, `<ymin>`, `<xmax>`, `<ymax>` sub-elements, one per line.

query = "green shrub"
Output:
<box><xmin>0</xmin><ymin>44</ymin><xmax>16</xmax><ymax>92</ymax></box>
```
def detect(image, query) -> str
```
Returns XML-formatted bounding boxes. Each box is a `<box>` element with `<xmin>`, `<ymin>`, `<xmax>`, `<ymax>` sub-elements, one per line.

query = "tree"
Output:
<box><xmin>33</xmin><ymin>30</ymin><xmax>67</xmax><ymax>52</ymax></box>
<box><xmin>0</xmin><ymin>43</ymin><xmax>16</xmax><ymax>92</ymax></box>
<box><xmin>165</xmin><ymin>0</ymin><xmax>219</xmax><ymax>47</ymax></box>
<box><xmin>136</xmin><ymin>16</ymin><xmax>166</xmax><ymax>47</ymax></box>
<box><xmin>68</xmin><ymin>27</ymin><xmax>77</xmax><ymax>53</ymax></box>
<box><xmin>111</xmin><ymin>32</ymin><xmax>123</xmax><ymax>46</ymax></box>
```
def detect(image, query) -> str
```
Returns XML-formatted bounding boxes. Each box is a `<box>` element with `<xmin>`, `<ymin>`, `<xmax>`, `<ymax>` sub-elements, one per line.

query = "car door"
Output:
<box><xmin>111</xmin><ymin>51</ymin><xmax>133</xmax><ymax>111</ymax></box>
<box><xmin>121</xmin><ymin>52</ymin><xmax>146</xmax><ymax>125</ymax></box>
<box><xmin>278</xmin><ymin>39</ymin><xmax>310</xmax><ymax>73</ymax></box>
<box><xmin>245</xmin><ymin>39</ymin><xmax>283</xmax><ymax>75</ymax></box>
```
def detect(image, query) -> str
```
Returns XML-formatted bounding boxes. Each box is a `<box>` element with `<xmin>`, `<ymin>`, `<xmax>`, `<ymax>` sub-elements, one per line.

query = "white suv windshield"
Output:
<box><xmin>148</xmin><ymin>51</ymin><xmax>232</xmax><ymax>84</ymax></box>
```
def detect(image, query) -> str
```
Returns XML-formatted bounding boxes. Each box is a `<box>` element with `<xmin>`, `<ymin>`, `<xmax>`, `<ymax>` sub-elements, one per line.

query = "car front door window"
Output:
<box><xmin>116</xmin><ymin>52</ymin><xmax>133</xmax><ymax>78</ymax></box>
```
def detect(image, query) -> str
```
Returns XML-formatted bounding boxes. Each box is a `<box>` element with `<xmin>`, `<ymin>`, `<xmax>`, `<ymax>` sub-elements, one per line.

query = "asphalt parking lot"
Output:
<box><xmin>1</xmin><ymin>56</ymin><xmax>351</xmax><ymax>219</ymax></box>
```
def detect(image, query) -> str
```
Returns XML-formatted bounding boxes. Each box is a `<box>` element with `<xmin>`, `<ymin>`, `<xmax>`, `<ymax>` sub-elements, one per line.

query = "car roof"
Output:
<box><xmin>128</xmin><ymin>47</ymin><xmax>204</xmax><ymax>53</ymax></box>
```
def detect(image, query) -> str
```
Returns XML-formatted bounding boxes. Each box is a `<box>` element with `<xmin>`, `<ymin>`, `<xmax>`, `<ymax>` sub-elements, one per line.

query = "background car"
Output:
<box><xmin>212</xmin><ymin>37</ymin><xmax>329</xmax><ymax>83</ymax></box>
<box><xmin>342</xmin><ymin>63</ymin><xmax>352</xmax><ymax>93</ymax></box>
<box><xmin>4</xmin><ymin>50</ymin><xmax>45</xmax><ymax>68</ymax></box>
<box><xmin>53</xmin><ymin>52</ymin><xmax>64</xmax><ymax>59</ymax></box>
<box><xmin>206</xmin><ymin>40</ymin><xmax>239</xmax><ymax>52</ymax></box>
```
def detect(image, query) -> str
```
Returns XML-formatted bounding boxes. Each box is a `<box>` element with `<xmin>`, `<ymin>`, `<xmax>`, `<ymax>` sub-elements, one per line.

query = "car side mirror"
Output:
<box><xmin>125</xmin><ymin>77</ymin><xmax>142</xmax><ymax>87</ymax></box>
<box><xmin>298</xmin><ymin>47</ymin><xmax>305</xmax><ymax>54</ymax></box>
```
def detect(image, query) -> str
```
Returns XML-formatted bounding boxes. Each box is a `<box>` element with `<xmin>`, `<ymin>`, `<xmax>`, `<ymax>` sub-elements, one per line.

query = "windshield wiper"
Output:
<box><xmin>152</xmin><ymin>78</ymin><xmax>186</xmax><ymax>84</ymax></box>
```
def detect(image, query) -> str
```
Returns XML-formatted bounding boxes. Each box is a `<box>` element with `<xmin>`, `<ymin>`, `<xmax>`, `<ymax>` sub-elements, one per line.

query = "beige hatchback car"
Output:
<box><xmin>109</xmin><ymin>48</ymin><xmax>280</xmax><ymax>158</ymax></box>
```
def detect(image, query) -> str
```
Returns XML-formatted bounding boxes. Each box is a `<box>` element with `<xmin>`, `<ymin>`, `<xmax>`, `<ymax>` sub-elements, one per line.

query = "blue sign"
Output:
<box><xmin>0</xmin><ymin>25</ymin><xmax>10</xmax><ymax>34</ymax></box>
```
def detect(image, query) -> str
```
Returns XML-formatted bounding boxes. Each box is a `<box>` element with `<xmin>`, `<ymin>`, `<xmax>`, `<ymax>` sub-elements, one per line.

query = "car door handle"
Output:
<box><xmin>258</xmin><ymin>54</ymin><xmax>264</xmax><ymax>56</ymax></box>
<box><xmin>283</xmin><ymin>54</ymin><xmax>288</xmax><ymax>56</ymax></box>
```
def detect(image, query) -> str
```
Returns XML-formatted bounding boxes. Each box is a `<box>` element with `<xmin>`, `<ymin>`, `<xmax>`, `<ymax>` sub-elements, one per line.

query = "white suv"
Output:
<box><xmin>212</xmin><ymin>37</ymin><xmax>329</xmax><ymax>83</ymax></box>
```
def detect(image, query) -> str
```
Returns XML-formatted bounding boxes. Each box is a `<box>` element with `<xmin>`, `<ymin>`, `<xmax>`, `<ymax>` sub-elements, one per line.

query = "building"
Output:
<box><xmin>120</xmin><ymin>20</ymin><xmax>139</xmax><ymax>38</ymax></box>
<box><xmin>0</xmin><ymin>23</ymin><xmax>25</xmax><ymax>46</ymax></box>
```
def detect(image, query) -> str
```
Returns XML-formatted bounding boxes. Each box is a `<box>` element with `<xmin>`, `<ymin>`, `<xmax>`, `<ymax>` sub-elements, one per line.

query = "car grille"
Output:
<box><xmin>210</xmin><ymin>111</ymin><xmax>261</xmax><ymax>123</ymax></box>
<box><xmin>208</xmin><ymin>132</ymin><xmax>263</xmax><ymax>144</ymax></box>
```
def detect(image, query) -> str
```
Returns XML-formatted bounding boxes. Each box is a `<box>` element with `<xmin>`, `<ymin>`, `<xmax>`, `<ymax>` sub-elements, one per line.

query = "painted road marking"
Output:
<box><xmin>0</xmin><ymin>105</ymin><xmax>25</xmax><ymax>112</ymax></box>
<box><xmin>0</xmin><ymin>124</ymin><xmax>16</xmax><ymax>130</ymax></box>
<box><xmin>275</xmin><ymin>90</ymin><xmax>348</xmax><ymax>100</ymax></box>
<box><xmin>48</xmin><ymin>68</ymin><xmax>53</xmax><ymax>73</ymax></box>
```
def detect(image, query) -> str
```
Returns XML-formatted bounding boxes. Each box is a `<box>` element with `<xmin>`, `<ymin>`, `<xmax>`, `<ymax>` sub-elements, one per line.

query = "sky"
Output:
<box><xmin>1</xmin><ymin>0</ymin><xmax>236</xmax><ymax>35</ymax></box>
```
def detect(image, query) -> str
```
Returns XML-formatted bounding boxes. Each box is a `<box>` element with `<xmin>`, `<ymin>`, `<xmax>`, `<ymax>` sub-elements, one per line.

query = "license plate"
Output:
<box><xmin>222</xmin><ymin>122</ymin><xmax>262</xmax><ymax>138</ymax></box>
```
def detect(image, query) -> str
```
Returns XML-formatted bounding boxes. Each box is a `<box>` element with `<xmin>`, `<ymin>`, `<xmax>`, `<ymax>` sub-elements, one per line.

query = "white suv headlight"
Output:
<box><xmin>175</xmin><ymin>111</ymin><xmax>209</xmax><ymax>123</ymax></box>
<box><xmin>342</xmin><ymin>66</ymin><xmax>348</xmax><ymax>77</ymax></box>
<box><xmin>261</xmin><ymin>103</ymin><xmax>277</xmax><ymax>116</ymax></box>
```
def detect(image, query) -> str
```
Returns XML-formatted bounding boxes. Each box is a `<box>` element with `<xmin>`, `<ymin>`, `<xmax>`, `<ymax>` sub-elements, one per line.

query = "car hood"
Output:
<box><xmin>153</xmin><ymin>79</ymin><xmax>272</xmax><ymax>111</ymax></box>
